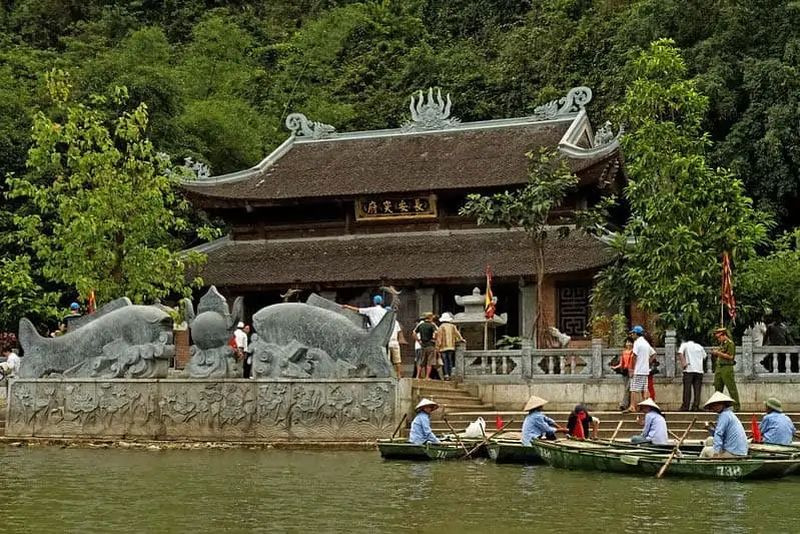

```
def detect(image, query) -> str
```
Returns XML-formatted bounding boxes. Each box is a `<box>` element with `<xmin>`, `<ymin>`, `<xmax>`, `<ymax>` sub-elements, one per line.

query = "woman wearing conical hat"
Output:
<box><xmin>521</xmin><ymin>396</ymin><xmax>567</xmax><ymax>445</ymax></box>
<box><xmin>699</xmin><ymin>391</ymin><xmax>748</xmax><ymax>458</ymax></box>
<box><xmin>630</xmin><ymin>398</ymin><xmax>669</xmax><ymax>446</ymax></box>
<box><xmin>408</xmin><ymin>398</ymin><xmax>441</xmax><ymax>445</ymax></box>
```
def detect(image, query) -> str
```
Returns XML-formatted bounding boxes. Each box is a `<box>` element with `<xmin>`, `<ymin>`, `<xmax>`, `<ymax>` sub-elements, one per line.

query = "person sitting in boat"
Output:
<box><xmin>760</xmin><ymin>397</ymin><xmax>796</xmax><ymax>446</ymax></box>
<box><xmin>567</xmin><ymin>404</ymin><xmax>599</xmax><ymax>440</ymax></box>
<box><xmin>521</xmin><ymin>395</ymin><xmax>567</xmax><ymax>445</ymax></box>
<box><xmin>409</xmin><ymin>398</ymin><xmax>441</xmax><ymax>445</ymax></box>
<box><xmin>700</xmin><ymin>391</ymin><xmax>748</xmax><ymax>458</ymax></box>
<box><xmin>630</xmin><ymin>398</ymin><xmax>669</xmax><ymax>445</ymax></box>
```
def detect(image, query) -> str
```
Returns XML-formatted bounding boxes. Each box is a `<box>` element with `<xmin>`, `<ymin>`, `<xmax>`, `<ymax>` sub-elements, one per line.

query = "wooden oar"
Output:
<box><xmin>462</xmin><ymin>419</ymin><xmax>516</xmax><ymax>460</ymax></box>
<box><xmin>390</xmin><ymin>413</ymin><xmax>408</xmax><ymax>440</ymax></box>
<box><xmin>442</xmin><ymin>416</ymin><xmax>470</xmax><ymax>456</ymax></box>
<box><xmin>656</xmin><ymin>417</ymin><xmax>697</xmax><ymax>479</ymax></box>
<box><xmin>609</xmin><ymin>420</ymin><xmax>624</xmax><ymax>442</ymax></box>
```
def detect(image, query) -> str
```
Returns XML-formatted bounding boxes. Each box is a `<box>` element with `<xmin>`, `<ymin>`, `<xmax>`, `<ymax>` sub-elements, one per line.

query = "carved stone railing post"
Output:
<box><xmin>591</xmin><ymin>338</ymin><xmax>603</xmax><ymax>378</ymax></box>
<box><xmin>521</xmin><ymin>339</ymin><xmax>533</xmax><ymax>379</ymax></box>
<box><xmin>664</xmin><ymin>329</ymin><xmax>677</xmax><ymax>378</ymax></box>
<box><xmin>454</xmin><ymin>341</ymin><xmax>466</xmax><ymax>381</ymax></box>
<box><xmin>741</xmin><ymin>332</ymin><xmax>754</xmax><ymax>378</ymax></box>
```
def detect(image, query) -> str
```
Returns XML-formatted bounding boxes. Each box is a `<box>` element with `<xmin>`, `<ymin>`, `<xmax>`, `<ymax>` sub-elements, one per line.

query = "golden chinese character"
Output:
<box><xmin>367</xmin><ymin>201</ymin><xmax>378</xmax><ymax>215</ymax></box>
<box><xmin>382</xmin><ymin>200</ymin><xmax>393</xmax><ymax>213</ymax></box>
<box><xmin>398</xmin><ymin>200</ymin><xmax>409</xmax><ymax>212</ymax></box>
<box><xmin>414</xmin><ymin>198</ymin><xmax>425</xmax><ymax>212</ymax></box>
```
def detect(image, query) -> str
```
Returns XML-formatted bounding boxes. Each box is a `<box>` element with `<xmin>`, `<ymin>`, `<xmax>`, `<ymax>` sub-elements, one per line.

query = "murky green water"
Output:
<box><xmin>0</xmin><ymin>447</ymin><xmax>797</xmax><ymax>533</ymax></box>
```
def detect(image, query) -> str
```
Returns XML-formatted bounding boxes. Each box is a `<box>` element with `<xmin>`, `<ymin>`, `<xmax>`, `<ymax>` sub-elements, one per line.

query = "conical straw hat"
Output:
<box><xmin>637</xmin><ymin>398</ymin><xmax>661</xmax><ymax>412</ymax></box>
<box><xmin>523</xmin><ymin>395</ymin><xmax>548</xmax><ymax>412</ymax></box>
<box><xmin>415</xmin><ymin>398</ymin><xmax>439</xmax><ymax>411</ymax></box>
<box><xmin>703</xmin><ymin>391</ymin><xmax>735</xmax><ymax>408</ymax></box>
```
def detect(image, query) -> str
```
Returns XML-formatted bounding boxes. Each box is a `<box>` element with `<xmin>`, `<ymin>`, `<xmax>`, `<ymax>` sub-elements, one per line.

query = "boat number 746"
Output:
<box><xmin>716</xmin><ymin>465</ymin><xmax>742</xmax><ymax>478</ymax></box>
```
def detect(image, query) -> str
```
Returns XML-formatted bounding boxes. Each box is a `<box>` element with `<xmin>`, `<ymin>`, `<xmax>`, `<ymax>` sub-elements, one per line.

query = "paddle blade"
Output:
<box><xmin>751</xmin><ymin>414</ymin><xmax>762</xmax><ymax>444</ymax></box>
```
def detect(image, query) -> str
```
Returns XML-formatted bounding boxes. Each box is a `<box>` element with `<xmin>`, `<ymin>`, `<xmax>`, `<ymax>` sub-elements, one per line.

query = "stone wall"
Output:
<box><xmin>477</xmin><ymin>377</ymin><xmax>800</xmax><ymax>412</ymax></box>
<box><xmin>6</xmin><ymin>378</ymin><xmax>402</xmax><ymax>441</ymax></box>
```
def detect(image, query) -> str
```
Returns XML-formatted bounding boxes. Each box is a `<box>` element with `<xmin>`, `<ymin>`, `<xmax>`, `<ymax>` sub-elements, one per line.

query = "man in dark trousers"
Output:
<box><xmin>711</xmin><ymin>327</ymin><xmax>740</xmax><ymax>411</ymax></box>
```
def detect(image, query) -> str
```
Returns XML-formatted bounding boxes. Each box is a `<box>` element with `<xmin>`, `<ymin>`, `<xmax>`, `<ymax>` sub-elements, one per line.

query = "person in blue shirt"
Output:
<box><xmin>700</xmin><ymin>391</ymin><xmax>748</xmax><ymax>458</ymax></box>
<box><xmin>521</xmin><ymin>396</ymin><xmax>566</xmax><ymax>445</ymax></box>
<box><xmin>760</xmin><ymin>397</ymin><xmax>796</xmax><ymax>446</ymax></box>
<box><xmin>630</xmin><ymin>398</ymin><xmax>669</xmax><ymax>445</ymax></box>
<box><xmin>408</xmin><ymin>398</ymin><xmax>441</xmax><ymax>445</ymax></box>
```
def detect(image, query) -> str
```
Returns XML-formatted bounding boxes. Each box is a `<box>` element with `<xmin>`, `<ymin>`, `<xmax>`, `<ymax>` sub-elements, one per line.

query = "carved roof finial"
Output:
<box><xmin>285</xmin><ymin>113</ymin><xmax>336</xmax><ymax>139</ymax></box>
<box><xmin>532</xmin><ymin>87</ymin><xmax>593</xmax><ymax>121</ymax></box>
<box><xmin>402</xmin><ymin>87</ymin><xmax>461</xmax><ymax>132</ymax></box>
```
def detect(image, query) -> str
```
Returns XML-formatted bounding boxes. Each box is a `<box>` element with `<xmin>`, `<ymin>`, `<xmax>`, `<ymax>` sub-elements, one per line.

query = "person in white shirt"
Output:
<box><xmin>678</xmin><ymin>339</ymin><xmax>707</xmax><ymax>411</ymax></box>
<box><xmin>628</xmin><ymin>325</ymin><xmax>653</xmax><ymax>410</ymax></box>
<box><xmin>388</xmin><ymin>319</ymin><xmax>404</xmax><ymax>378</ymax></box>
<box><xmin>342</xmin><ymin>295</ymin><xmax>388</xmax><ymax>330</ymax></box>
<box><xmin>234</xmin><ymin>322</ymin><xmax>250</xmax><ymax>378</ymax></box>
<box><xmin>1</xmin><ymin>346</ymin><xmax>21</xmax><ymax>378</ymax></box>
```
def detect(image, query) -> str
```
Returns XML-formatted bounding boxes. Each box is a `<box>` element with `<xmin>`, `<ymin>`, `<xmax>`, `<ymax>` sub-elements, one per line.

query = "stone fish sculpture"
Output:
<box><xmin>18</xmin><ymin>304</ymin><xmax>174</xmax><ymax>378</ymax></box>
<box><xmin>250</xmin><ymin>302</ymin><xmax>394</xmax><ymax>378</ymax></box>
<box><xmin>183</xmin><ymin>286</ymin><xmax>243</xmax><ymax>379</ymax></box>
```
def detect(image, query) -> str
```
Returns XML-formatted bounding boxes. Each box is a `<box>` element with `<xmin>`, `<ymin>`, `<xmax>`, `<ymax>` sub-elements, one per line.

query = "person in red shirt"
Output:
<box><xmin>611</xmin><ymin>339</ymin><xmax>635</xmax><ymax>411</ymax></box>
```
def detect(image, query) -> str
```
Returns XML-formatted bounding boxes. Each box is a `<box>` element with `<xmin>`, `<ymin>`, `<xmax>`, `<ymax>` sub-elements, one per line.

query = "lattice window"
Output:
<box><xmin>557</xmin><ymin>283</ymin><xmax>591</xmax><ymax>338</ymax></box>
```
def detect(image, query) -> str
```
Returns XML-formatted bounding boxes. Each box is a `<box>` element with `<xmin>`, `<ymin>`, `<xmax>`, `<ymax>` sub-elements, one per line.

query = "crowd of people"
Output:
<box><xmin>344</xmin><ymin>295</ymin><xmax>465</xmax><ymax>380</ymax></box>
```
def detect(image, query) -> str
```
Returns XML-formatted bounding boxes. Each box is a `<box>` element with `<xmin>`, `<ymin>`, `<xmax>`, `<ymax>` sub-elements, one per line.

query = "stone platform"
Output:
<box><xmin>6</xmin><ymin>378</ymin><xmax>409</xmax><ymax>442</ymax></box>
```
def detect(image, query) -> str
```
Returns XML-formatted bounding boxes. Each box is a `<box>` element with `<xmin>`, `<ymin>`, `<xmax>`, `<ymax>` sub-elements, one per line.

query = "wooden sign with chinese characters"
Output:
<box><xmin>355</xmin><ymin>195</ymin><xmax>437</xmax><ymax>221</ymax></box>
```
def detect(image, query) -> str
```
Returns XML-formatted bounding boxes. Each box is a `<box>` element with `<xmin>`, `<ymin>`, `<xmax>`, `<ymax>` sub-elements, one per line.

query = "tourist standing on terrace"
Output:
<box><xmin>628</xmin><ymin>325</ymin><xmax>652</xmax><ymax>411</ymax></box>
<box><xmin>1</xmin><ymin>345</ymin><xmax>20</xmax><ymax>379</ymax></box>
<box><xmin>235</xmin><ymin>322</ymin><xmax>251</xmax><ymax>378</ymax></box>
<box><xmin>387</xmin><ymin>316</ymin><xmax>404</xmax><ymax>378</ymax></box>
<box><xmin>342</xmin><ymin>295</ymin><xmax>388</xmax><ymax>330</ymax></box>
<box><xmin>678</xmin><ymin>339</ymin><xmax>707</xmax><ymax>411</ymax></box>
<box><xmin>413</xmin><ymin>313</ymin><xmax>438</xmax><ymax>380</ymax></box>
<box><xmin>610</xmin><ymin>339</ymin><xmax>635</xmax><ymax>411</ymax></box>
<box><xmin>711</xmin><ymin>327</ymin><xmax>740</xmax><ymax>411</ymax></box>
<box><xmin>436</xmin><ymin>313</ymin><xmax>464</xmax><ymax>381</ymax></box>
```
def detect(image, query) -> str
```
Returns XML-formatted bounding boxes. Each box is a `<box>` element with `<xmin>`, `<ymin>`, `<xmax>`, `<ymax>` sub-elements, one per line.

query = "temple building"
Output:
<box><xmin>181</xmin><ymin>87</ymin><xmax>623</xmax><ymax>352</ymax></box>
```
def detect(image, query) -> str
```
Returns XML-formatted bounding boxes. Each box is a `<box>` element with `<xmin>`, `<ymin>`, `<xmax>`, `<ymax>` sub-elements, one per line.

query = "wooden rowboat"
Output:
<box><xmin>530</xmin><ymin>439</ymin><xmax>800</xmax><ymax>480</ymax></box>
<box><xmin>486</xmin><ymin>440</ymin><xmax>545</xmax><ymax>465</ymax></box>
<box><xmin>377</xmin><ymin>438</ymin><xmax>477</xmax><ymax>461</ymax></box>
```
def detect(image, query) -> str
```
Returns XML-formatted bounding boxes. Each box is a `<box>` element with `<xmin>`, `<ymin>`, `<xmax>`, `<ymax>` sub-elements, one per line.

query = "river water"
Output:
<box><xmin>0</xmin><ymin>447</ymin><xmax>797</xmax><ymax>533</ymax></box>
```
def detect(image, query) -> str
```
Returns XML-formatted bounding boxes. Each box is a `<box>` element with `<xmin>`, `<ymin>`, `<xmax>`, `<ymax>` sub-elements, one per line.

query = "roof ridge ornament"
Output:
<box><xmin>593</xmin><ymin>120</ymin><xmax>624</xmax><ymax>147</ymax></box>
<box><xmin>285</xmin><ymin>113</ymin><xmax>336</xmax><ymax>139</ymax></box>
<box><xmin>402</xmin><ymin>87</ymin><xmax>461</xmax><ymax>132</ymax></box>
<box><xmin>532</xmin><ymin>87</ymin><xmax>593</xmax><ymax>120</ymax></box>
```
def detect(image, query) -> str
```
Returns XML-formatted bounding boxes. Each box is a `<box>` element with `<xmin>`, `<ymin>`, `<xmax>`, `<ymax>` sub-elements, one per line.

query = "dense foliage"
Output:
<box><xmin>3</xmin><ymin>70</ymin><xmax>210</xmax><ymax>329</ymax></box>
<box><xmin>1</xmin><ymin>1</ymin><xmax>800</xmax><ymax>332</ymax></box>
<box><xmin>593</xmin><ymin>40</ymin><xmax>769</xmax><ymax>337</ymax></box>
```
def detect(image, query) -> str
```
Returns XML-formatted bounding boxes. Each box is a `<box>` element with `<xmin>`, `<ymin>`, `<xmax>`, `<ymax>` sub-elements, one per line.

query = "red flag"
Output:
<box><xmin>721</xmin><ymin>252</ymin><xmax>736</xmax><ymax>321</ymax></box>
<box><xmin>573</xmin><ymin>411</ymin><xmax>586</xmax><ymax>440</ymax></box>
<box><xmin>751</xmin><ymin>414</ymin><xmax>762</xmax><ymax>443</ymax></box>
<box><xmin>87</xmin><ymin>290</ymin><xmax>96</xmax><ymax>314</ymax></box>
<box><xmin>484</xmin><ymin>266</ymin><xmax>496</xmax><ymax>319</ymax></box>
<box><xmin>495</xmin><ymin>414</ymin><xmax>504</xmax><ymax>430</ymax></box>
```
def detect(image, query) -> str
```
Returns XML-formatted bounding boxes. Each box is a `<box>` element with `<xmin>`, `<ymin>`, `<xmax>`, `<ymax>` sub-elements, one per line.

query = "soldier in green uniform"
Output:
<box><xmin>711</xmin><ymin>327</ymin><xmax>740</xmax><ymax>411</ymax></box>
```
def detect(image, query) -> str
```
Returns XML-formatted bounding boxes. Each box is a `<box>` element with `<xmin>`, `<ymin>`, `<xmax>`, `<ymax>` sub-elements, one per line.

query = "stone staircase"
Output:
<box><xmin>409</xmin><ymin>380</ymin><xmax>495</xmax><ymax>434</ymax></box>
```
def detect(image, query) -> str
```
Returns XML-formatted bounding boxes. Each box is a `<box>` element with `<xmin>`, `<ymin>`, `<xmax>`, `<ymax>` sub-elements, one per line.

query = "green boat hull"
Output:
<box><xmin>530</xmin><ymin>440</ymin><xmax>800</xmax><ymax>480</ymax></box>
<box><xmin>487</xmin><ymin>440</ymin><xmax>545</xmax><ymax>465</ymax></box>
<box><xmin>377</xmin><ymin>439</ymin><xmax>474</xmax><ymax>461</ymax></box>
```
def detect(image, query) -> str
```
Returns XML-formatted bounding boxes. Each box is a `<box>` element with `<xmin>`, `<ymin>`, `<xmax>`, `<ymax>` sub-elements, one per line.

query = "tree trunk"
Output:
<box><xmin>532</xmin><ymin>240</ymin><xmax>548</xmax><ymax>348</ymax></box>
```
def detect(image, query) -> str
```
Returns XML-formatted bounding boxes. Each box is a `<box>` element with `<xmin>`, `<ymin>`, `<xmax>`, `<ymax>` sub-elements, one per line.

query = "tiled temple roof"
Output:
<box><xmin>192</xmin><ymin>228</ymin><xmax>614</xmax><ymax>288</ymax></box>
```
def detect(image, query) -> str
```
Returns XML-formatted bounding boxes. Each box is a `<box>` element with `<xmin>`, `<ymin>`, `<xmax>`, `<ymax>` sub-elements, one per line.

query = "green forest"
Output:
<box><xmin>2</xmin><ymin>0</ymin><xmax>800</xmax><ymax>335</ymax></box>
